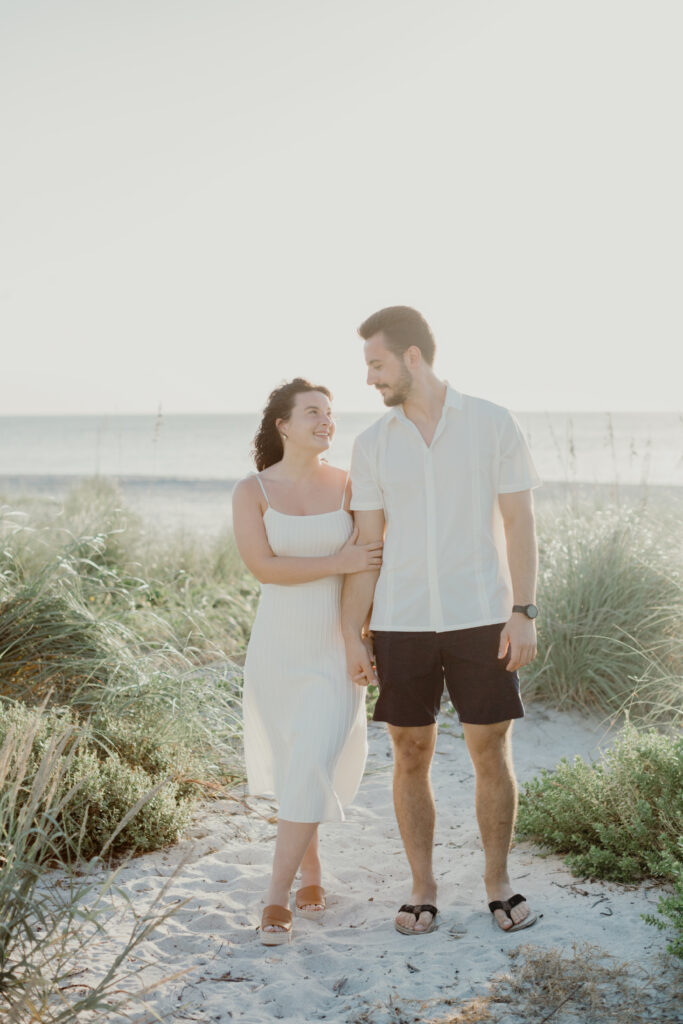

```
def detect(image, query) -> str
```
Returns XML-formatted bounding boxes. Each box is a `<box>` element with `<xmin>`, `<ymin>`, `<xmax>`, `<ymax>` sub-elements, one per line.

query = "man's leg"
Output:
<box><xmin>462</xmin><ymin>720</ymin><xmax>531</xmax><ymax>930</ymax></box>
<box><xmin>387</xmin><ymin>723</ymin><xmax>438</xmax><ymax>932</ymax></box>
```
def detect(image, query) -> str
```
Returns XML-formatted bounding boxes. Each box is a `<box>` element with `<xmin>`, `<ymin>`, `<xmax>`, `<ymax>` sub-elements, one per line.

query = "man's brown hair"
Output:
<box><xmin>357</xmin><ymin>306</ymin><xmax>436</xmax><ymax>366</ymax></box>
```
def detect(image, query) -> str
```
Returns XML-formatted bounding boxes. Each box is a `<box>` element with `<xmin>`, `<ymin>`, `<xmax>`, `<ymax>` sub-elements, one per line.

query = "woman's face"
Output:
<box><xmin>277</xmin><ymin>390</ymin><xmax>335</xmax><ymax>454</ymax></box>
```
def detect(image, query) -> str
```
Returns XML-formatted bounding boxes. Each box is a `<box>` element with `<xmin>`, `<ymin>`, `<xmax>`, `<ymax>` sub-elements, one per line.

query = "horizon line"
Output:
<box><xmin>1</xmin><ymin>408</ymin><xmax>681</xmax><ymax>418</ymax></box>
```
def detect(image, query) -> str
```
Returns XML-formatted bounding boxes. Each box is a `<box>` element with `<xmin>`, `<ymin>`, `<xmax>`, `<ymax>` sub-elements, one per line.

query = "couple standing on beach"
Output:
<box><xmin>232</xmin><ymin>305</ymin><xmax>542</xmax><ymax>945</ymax></box>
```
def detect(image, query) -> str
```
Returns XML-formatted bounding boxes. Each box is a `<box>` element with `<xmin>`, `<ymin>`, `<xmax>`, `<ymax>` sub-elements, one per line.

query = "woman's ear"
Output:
<box><xmin>275</xmin><ymin>418</ymin><xmax>288</xmax><ymax>440</ymax></box>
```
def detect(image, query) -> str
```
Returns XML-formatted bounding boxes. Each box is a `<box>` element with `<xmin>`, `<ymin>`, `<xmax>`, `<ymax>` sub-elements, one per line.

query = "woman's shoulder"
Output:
<box><xmin>233</xmin><ymin>473</ymin><xmax>265</xmax><ymax>502</ymax></box>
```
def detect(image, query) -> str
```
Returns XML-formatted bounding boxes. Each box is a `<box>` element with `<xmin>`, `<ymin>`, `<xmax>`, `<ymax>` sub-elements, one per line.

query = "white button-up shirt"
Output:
<box><xmin>349</xmin><ymin>384</ymin><xmax>541</xmax><ymax>632</ymax></box>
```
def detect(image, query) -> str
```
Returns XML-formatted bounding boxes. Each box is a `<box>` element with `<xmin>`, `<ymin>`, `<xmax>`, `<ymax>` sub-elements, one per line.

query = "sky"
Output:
<box><xmin>2</xmin><ymin>0</ymin><xmax>681</xmax><ymax>415</ymax></box>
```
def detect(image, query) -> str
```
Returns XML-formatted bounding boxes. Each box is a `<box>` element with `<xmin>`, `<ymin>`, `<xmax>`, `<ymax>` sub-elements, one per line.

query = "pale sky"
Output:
<box><xmin>2</xmin><ymin>0</ymin><xmax>681</xmax><ymax>415</ymax></box>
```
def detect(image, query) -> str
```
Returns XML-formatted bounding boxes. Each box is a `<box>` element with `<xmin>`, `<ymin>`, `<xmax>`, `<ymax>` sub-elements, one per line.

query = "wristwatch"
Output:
<box><xmin>512</xmin><ymin>603</ymin><xmax>538</xmax><ymax>619</ymax></box>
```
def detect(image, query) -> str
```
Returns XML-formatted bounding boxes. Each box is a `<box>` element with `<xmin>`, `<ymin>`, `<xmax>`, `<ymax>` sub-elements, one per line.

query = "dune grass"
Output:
<box><xmin>1</xmin><ymin>481</ymin><xmax>251</xmax><ymax>794</ymax></box>
<box><xmin>0</xmin><ymin>482</ymin><xmax>249</xmax><ymax>1016</ymax></box>
<box><xmin>1</xmin><ymin>477</ymin><xmax>258</xmax><ymax>661</ymax></box>
<box><xmin>528</xmin><ymin>501</ymin><xmax>682</xmax><ymax>725</ymax></box>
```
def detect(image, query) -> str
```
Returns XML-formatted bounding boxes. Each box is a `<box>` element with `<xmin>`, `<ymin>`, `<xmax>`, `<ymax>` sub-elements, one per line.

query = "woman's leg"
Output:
<box><xmin>297</xmin><ymin>827</ymin><xmax>325</xmax><ymax>911</ymax></box>
<box><xmin>263</xmin><ymin>819</ymin><xmax>319</xmax><ymax>932</ymax></box>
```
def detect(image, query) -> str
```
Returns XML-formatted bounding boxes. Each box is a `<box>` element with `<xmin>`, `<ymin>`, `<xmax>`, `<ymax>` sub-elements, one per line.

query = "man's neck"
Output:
<box><xmin>401</xmin><ymin>375</ymin><xmax>448</xmax><ymax>424</ymax></box>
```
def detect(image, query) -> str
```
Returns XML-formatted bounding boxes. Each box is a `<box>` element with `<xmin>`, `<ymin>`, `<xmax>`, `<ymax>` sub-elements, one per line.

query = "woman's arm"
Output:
<box><xmin>231</xmin><ymin>478</ymin><xmax>382</xmax><ymax>585</ymax></box>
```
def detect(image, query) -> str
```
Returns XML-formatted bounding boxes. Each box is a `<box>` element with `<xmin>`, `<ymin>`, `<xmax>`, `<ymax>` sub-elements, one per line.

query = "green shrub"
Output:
<box><xmin>643</xmin><ymin>842</ymin><xmax>683</xmax><ymax>960</ymax></box>
<box><xmin>63</xmin><ymin>748</ymin><xmax>191</xmax><ymax>856</ymax></box>
<box><xmin>517</xmin><ymin>722</ymin><xmax>683</xmax><ymax>956</ymax></box>
<box><xmin>0</xmin><ymin>701</ymin><xmax>192</xmax><ymax>861</ymax></box>
<box><xmin>0</xmin><ymin>702</ymin><xmax>188</xmax><ymax>1022</ymax></box>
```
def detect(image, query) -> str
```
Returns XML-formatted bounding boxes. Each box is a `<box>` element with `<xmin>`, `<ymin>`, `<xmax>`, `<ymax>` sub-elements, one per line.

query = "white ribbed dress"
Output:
<box><xmin>242</xmin><ymin>476</ymin><xmax>368</xmax><ymax>823</ymax></box>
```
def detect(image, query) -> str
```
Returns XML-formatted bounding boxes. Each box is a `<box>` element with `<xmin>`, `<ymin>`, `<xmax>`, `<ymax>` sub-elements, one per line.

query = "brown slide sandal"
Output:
<box><xmin>260</xmin><ymin>904</ymin><xmax>293</xmax><ymax>945</ymax></box>
<box><xmin>295</xmin><ymin>885</ymin><xmax>326</xmax><ymax>921</ymax></box>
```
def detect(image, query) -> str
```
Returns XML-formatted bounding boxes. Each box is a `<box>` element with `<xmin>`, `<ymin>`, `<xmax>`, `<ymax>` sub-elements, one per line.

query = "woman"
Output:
<box><xmin>232</xmin><ymin>378</ymin><xmax>382</xmax><ymax>945</ymax></box>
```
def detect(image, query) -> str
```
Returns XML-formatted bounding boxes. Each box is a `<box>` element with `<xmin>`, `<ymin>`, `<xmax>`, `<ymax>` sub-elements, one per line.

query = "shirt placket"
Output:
<box><xmin>424</xmin><ymin>446</ymin><xmax>443</xmax><ymax>631</ymax></box>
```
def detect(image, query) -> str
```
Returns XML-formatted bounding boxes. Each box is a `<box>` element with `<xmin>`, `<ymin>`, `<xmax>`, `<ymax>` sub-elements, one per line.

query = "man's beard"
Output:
<box><xmin>381</xmin><ymin>365</ymin><xmax>413</xmax><ymax>406</ymax></box>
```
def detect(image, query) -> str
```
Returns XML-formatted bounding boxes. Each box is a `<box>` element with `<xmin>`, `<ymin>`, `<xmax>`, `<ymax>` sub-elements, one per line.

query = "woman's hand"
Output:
<box><xmin>344</xmin><ymin>632</ymin><xmax>378</xmax><ymax>687</ymax></box>
<box><xmin>336</xmin><ymin>526</ymin><xmax>383</xmax><ymax>574</ymax></box>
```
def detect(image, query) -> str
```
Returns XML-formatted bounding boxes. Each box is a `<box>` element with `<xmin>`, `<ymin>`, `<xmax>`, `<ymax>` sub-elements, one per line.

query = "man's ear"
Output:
<box><xmin>404</xmin><ymin>345</ymin><xmax>422</xmax><ymax>369</ymax></box>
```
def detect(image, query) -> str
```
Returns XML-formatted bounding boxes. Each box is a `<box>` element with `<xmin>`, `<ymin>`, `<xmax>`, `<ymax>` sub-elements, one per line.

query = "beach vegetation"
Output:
<box><xmin>2</xmin><ymin>474</ymin><xmax>682</xmax><ymax>1010</ymax></box>
<box><xmin>527</xmin><ymin>502</ymin><xmax>682</xmax><ymax>725</ymax></box>
<box><xmin>0</xmin><ymin>700</ymin><xmax>192</xmax><ymax>860</ymax></box>
<box><xmin>432</xmin><ymin>942</ymin><xmax>682</xmax><ymax>1023</ymax></box>
<box><xmin>0</xmin><ymin>702</ymin><xmax>188</xmax><ymax>1023</ymax></box>
<box><xmin>517</xmin><ymin>721</ymin><xmax>683</xmax><ymax>957</ymax></box>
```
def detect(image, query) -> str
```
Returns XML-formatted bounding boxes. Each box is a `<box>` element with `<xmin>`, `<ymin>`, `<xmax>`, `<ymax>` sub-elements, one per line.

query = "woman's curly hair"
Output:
<box><xmin>251</xmin><ymin>378</ymin><xmax>332</xmax><ymax>471</ymax></box>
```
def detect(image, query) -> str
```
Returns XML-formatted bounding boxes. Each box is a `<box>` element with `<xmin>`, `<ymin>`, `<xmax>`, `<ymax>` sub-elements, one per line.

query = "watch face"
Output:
<box><xmin>526</xmin><ymin>604</ymin><xmax>538</xmax><ymax>619</ymax></box>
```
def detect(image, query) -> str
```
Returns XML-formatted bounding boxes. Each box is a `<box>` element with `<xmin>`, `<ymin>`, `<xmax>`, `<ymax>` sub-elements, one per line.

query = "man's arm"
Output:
<box><xmin>497</xmin><ymin>489</ymin><xmax>538</xmax><ymax>672</ymax></box>
<box><xmin>341</xmin><ymin>509</ymin><xmax>385</xmax><ymax>686</ymax></box>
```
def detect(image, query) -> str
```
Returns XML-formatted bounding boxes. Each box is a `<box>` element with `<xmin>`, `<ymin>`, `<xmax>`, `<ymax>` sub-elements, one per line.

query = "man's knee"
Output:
<box><xmin>389</xmin><ymin>725</ymin><xmax>436</xmax><ymax>772</ymax></box>
<box><xmin>464</xmin><ymin>721</ymin><xmax>512</xmax><ymax>772</ymax></box>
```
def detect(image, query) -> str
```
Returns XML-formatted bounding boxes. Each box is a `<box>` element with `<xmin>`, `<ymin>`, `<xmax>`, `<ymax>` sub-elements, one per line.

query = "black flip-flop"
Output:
<box><xmin>488</xmin><ymin>893</ymin><xmax>537</xmax><ymax>933</ymax></box>
<box><xmin>395</xmin><ymin>903</ymin><xmax>439</xmax><ymax>935</ymax></box>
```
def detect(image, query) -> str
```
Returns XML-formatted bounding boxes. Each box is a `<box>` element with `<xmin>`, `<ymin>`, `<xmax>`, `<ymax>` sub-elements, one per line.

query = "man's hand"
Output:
<box><xmin>498</xmin><ymin>615</ymin><xmax>537</xmax><ymax>672</ymax></box>
<box><xmin>345</xmin><ymin>634</ymin><xmax>378</xmax><ymax>688</ymax></box>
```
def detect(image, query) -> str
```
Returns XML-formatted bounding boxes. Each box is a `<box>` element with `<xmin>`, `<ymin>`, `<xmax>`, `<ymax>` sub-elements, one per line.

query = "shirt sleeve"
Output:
<box><xmin>349</xmin><ymin>435</ymin><xmax>384</xmax><ymax>510</ymax></box>
<box><xmin>497</xmin><ymin>410</ymin><xmax>542</xmax><ymax>493</ymax></box>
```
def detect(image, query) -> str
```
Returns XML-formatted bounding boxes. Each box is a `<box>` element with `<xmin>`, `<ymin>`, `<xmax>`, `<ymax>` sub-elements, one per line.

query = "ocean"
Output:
<box><xmin>1</xmin><ymin>411</ymin><xmax>681</xmax><ymax>532</ymax></box>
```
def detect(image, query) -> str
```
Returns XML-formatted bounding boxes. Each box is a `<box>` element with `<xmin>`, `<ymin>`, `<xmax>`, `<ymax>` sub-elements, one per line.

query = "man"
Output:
<box><xmin>341</xmin><ymin>306</ymin><xmax>540</xmax><ymax>936</ymax></box>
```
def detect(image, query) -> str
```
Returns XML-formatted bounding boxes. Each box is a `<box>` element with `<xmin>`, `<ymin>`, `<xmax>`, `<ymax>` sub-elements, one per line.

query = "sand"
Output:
<box><xmin>62</xmin><ymin>704</ymin><xmax>681</xmax><ymax>1023</ymax></box>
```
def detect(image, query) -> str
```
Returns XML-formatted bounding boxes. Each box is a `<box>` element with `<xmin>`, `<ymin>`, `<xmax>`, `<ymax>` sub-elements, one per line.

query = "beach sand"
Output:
<box><xmin>66</xmin><ymin>703</ymin><xmax>681</xmax><ymax>1023</ymax></box>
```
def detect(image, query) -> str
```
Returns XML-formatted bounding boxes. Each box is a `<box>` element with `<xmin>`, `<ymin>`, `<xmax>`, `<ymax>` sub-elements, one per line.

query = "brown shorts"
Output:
<box><xmin>371</xmin><ymin>623</ymin><xmax>524</xmax><ymax>727</ymax></box>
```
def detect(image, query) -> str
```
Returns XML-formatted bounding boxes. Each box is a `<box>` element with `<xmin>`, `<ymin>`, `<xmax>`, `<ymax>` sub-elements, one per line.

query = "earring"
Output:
<box><xmin>281</xmin><ymin>433</ymin><xmax>288</xmax><ymax>440</ymax></box>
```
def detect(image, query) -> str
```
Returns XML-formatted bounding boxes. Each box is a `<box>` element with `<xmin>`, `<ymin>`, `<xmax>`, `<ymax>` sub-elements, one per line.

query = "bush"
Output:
<box><xmin>643</xmin><ymin>842</ymin><xmax>683</xmax><ymax>960</ymax></box>
<box><xmin>0</xmin><ymin>701</ymin><xmax>192</xmax><ymax>861</ymax></box>
<box><xmin>517</xmin><ymin>722</ymin><xmax>683</xmax><ymax>956</ymax></box>
<box><xmin>0</xmin><ymin>702</ymin><xmax>188</xmax><ymax>1022</ymax></box>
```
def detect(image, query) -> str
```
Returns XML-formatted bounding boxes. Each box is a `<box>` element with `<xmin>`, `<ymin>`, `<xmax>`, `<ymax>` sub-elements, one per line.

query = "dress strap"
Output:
<box><xmin>340</xmin><ymin>470</ymin><xmax>351</xmax><ymax>510</ymax></box>
<box><xmin>254</xmin><ymin>474</ymin><xmax>270</xmax><ymax>506</ymax></box>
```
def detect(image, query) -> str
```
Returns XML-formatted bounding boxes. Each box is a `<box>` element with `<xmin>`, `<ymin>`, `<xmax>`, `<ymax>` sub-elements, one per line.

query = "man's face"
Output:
<box><xmin>364</xmin><ymin>332</ymin><xmax>413</xmax><ymax>407</ymax></box>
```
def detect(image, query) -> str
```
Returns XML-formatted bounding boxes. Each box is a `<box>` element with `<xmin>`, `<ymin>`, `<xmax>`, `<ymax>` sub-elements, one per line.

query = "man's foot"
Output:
<box><xmin>486</xmin><ymin>884</ymin><xmax>536</xmax><ymax>932</ymax></box>
<box><xmin>395</xmin><ymin>891</ymin><xmax>438</xmax><ymax>934</ymax></box>
<box><xmin>395</xmin><ymin>903</ymin><xmax>438</xmax><ymax>935</ymax></box>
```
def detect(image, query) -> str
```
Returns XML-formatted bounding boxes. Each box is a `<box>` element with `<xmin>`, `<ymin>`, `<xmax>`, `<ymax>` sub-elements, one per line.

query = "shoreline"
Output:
<box><xmin>2</xmin><ymin>474</ymin><xmax>682</xmax><ymax>535</ymax></box>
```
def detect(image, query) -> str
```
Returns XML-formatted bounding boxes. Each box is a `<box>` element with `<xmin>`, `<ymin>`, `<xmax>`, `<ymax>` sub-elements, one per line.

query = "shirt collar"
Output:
<box><xmin>389</xmin><ymin>380</ymin><xmax>462</xmax><ymax>420</ymax></box>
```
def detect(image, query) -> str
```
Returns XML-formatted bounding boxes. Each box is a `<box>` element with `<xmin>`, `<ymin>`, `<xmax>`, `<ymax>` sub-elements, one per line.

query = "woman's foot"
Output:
<box><xmin>295</xmin><ymin>884</ymin><xmax>326</xmax><ymax>920</ymax></box>
<box><xmin>262</xmin><ymin>884</ymin><xmax>292</xmax><ymax>938</ymax></box>
<box><xmin>297</xmin><ymin>845</ymin><xmax>324</xmax><ymax>914</ymax></box>
<box><xmin>260</xmin><ymin>905</ymin><xmax>293</xmax><ymax>945</ymax></box>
